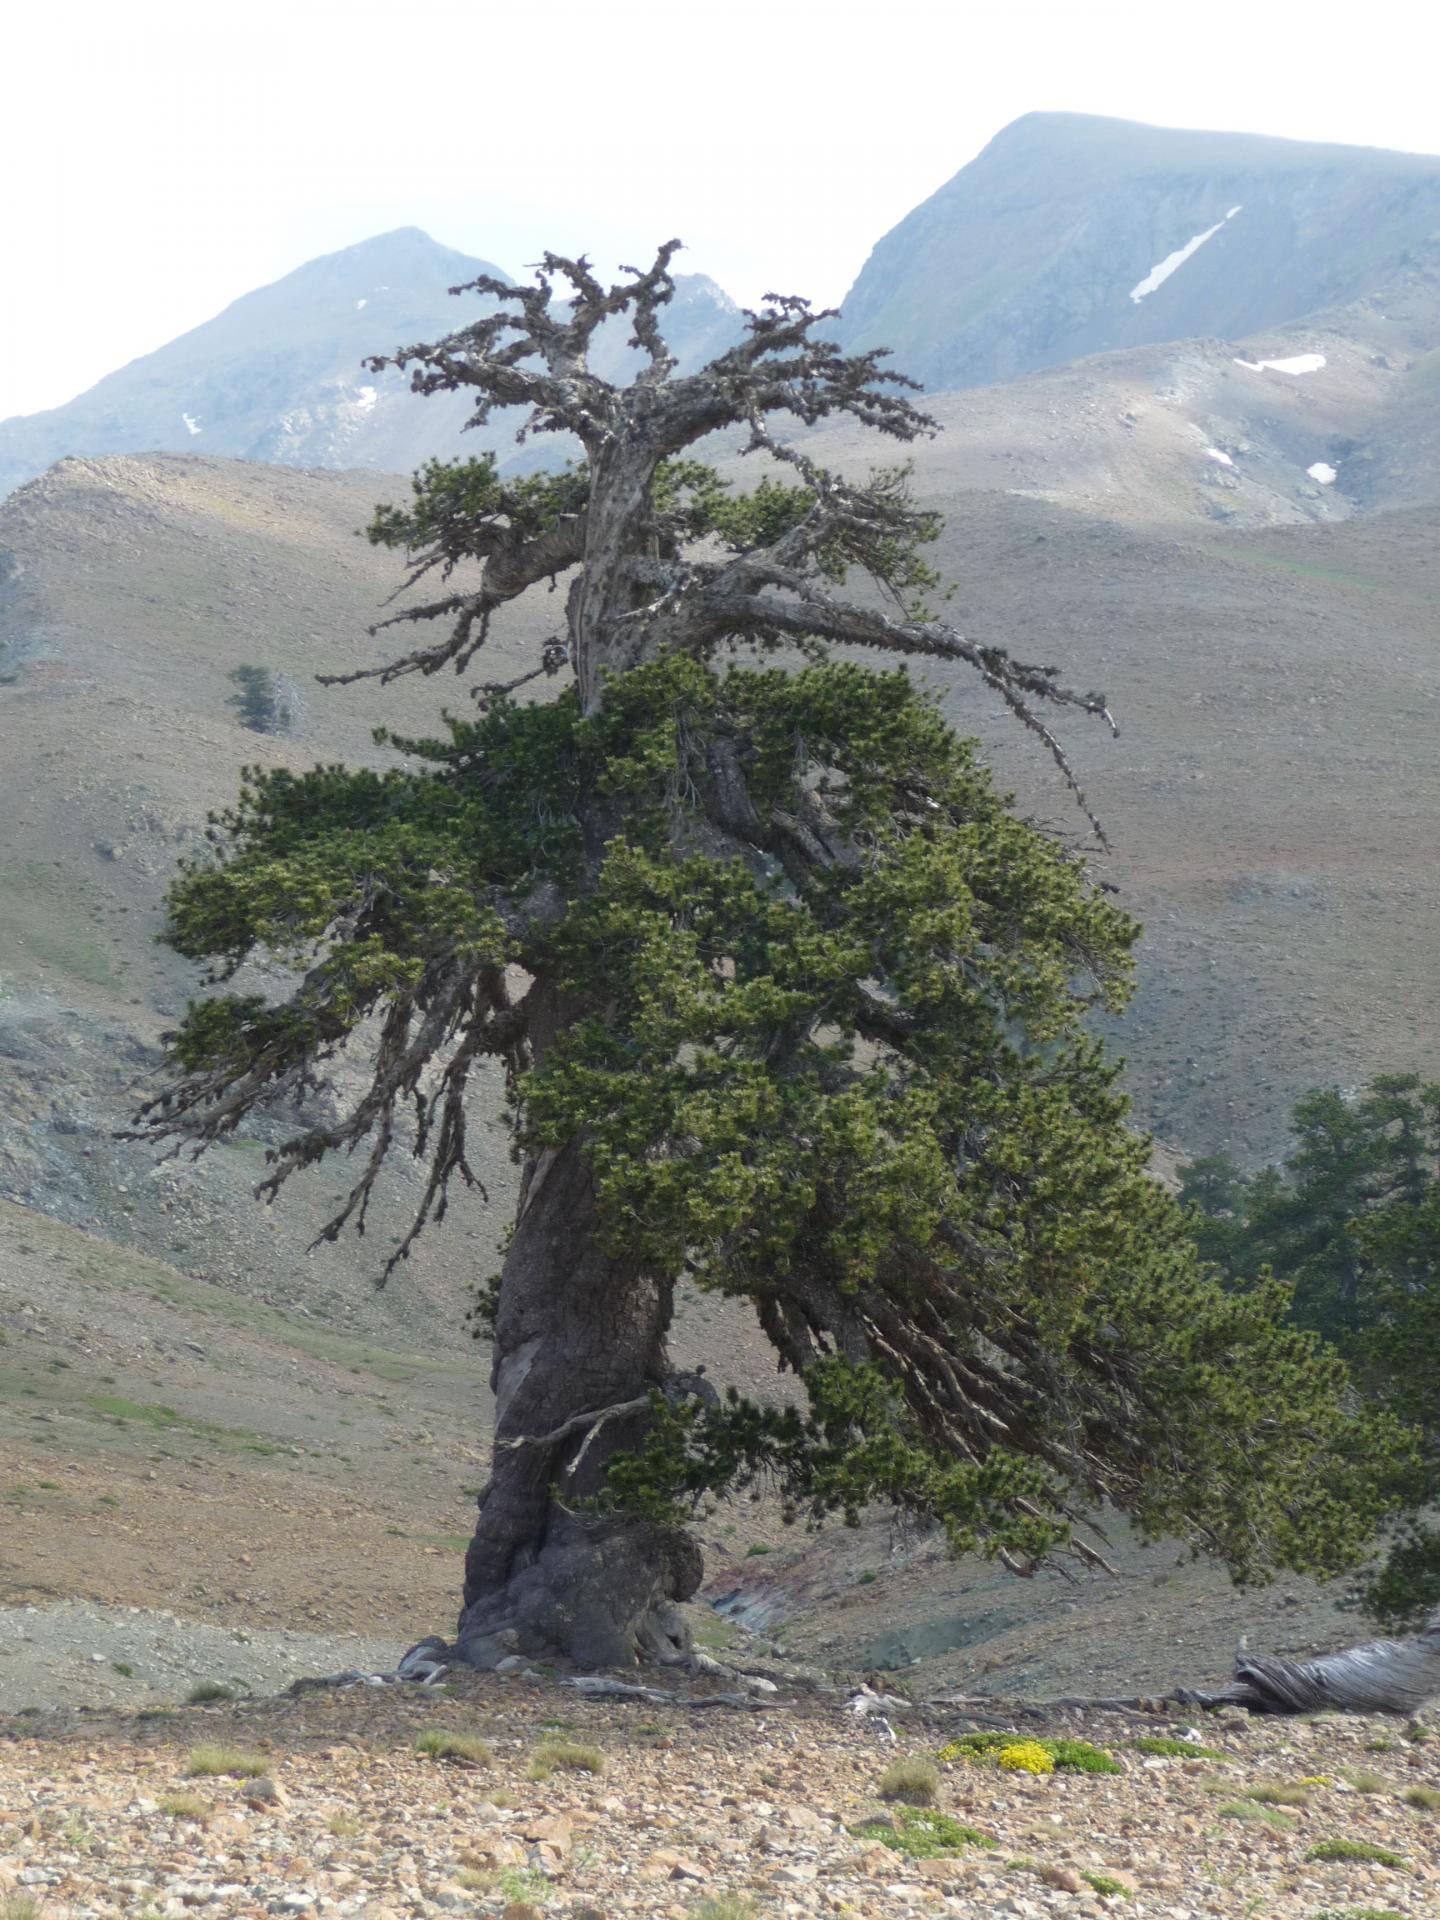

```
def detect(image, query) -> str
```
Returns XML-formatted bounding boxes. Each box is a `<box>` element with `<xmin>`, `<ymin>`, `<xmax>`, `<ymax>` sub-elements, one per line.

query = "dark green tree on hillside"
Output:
<box><xmin>1182</xmin><ymin>1073</ymin><xmax>1440</xmax><ymax>1626</ymax></box>
<box><xmin>1178</xmin><ymin>1075</ymin><xmax>1440</xmax><ymax>1340</ymax></box>
<box><xmin>1353</xmin><ymin>1182</ymin><xmax>1440</xmax><ymax>1625</ymax></box>
<box><xmin>132</xmin><ymin>246</ymin><xmax>1406</xmax><ymax>1667</ymax></box>
<box><xmin>228</xmin><ymin>663</ymin><xmax>297</xmax><ymax>736</ymax></box>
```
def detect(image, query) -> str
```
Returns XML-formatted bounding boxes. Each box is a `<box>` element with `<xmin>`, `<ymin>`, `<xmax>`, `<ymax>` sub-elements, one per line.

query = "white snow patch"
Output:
<box><xmin>353</xmin><ymin>385</ymin><xmax>378</xmax><ymax>414</ymax></box>
<box><xmin>355</xmin><ymin>297</ymin><xmax>368</xmax><ymax>310</ymax></box>
<box><xmin>1307</xmin><ymin>461</ymin><xmax>1337</xmax><ymax>485</ymax></box>
<box><xmin>181</xmin><ymin>413</ymin><xmax>202</xmax><ymax>436</ymax></box>
<box><xmin>1234</xmin><ymin>352</ymin><xmax>1327</xmax><ymax>376</ymax></box>
<box><xmin>1130</xmin><ymin>205</ymin><xmax>1242</xmax><ymax>303</ymax></box>
<box><xmin>1204</xmin><ymin>446</ymin><xmax>1234</xmax><ymax>467</ymax></box>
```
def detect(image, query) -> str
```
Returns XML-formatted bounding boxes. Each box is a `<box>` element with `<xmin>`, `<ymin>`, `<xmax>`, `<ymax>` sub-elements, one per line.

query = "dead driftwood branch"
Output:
<box><xmin>1005</xmin><ymin>1611</ymin><xmax>1440</xmax><ymax>1719</ymax></box>
<box><xmin>1175</xmin><ymin>1608</ymin><xmax>1440</xmax><ymax>1715</ymax></box>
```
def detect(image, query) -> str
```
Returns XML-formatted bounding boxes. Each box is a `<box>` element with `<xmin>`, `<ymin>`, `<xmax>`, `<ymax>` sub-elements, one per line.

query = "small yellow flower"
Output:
<box><xmin>997</xmin><ymin>1740</ymin><xmax>1056</xmax><ymax>1775</ymax></box>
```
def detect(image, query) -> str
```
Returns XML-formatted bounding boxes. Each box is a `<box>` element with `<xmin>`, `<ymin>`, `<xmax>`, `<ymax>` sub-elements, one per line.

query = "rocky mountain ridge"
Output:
<box><xmin>0</xmin><ymin>228</ymin><xmax>741</xmax><ymax>498</ymax></box>
<box><xmin>836</xmin><ymin>111</ymin><xmax>1440</xmax><ymax>394</ymax></box>
<box><xmin>7</xmin><ymin>114</ymin><xmax>1440</xmax><ymax>513</ymax></box>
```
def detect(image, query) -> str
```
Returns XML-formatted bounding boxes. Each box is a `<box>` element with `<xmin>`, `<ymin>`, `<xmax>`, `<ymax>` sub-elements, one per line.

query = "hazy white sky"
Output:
<box><xmin>4</xmin><ymin>0</ymin><xmax>1438</xmax><ymax>421</ymax></box>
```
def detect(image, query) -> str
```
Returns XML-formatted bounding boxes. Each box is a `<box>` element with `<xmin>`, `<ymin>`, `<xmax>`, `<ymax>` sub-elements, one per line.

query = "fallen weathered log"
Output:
<box><xmin>1174</xmin><ymin>1607</ymin><xmax>1440</xmax><ymax>1715</ymax></box>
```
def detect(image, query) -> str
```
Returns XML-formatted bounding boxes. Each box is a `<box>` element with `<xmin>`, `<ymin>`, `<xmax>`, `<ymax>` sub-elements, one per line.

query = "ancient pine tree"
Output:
<box><xmin>135</xmin><ymin>246</ymin><xmax>1404</xmax><ymax>1668</ymax></box>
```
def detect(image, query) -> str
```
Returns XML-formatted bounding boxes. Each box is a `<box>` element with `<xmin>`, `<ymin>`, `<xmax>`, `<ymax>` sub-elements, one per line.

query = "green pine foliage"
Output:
<box><xmin>150</xmin><ymin>445</ymin><xmax>1413</xmax><ymax>1585</ymax></box>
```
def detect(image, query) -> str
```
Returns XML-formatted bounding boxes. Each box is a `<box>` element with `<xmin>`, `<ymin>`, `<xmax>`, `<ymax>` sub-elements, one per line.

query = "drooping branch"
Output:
<box><xmin>128</xmin><ymin>959</ymin><xmax>505</xmax><ymax>1276</ymax></box>
<box><xmin>694</xmin><ymin>581</ymin><xmax>1116</xmax><ymax>845</ymax></box>
<box><xmin>127</xmin><ymin>857</ymin><xmax>559</xmax><ymax>1281</ymax></box>
<box><xmin>318</xmin><ymin>495</ymin><xmax>587</xmax><ymax>690</ymax></box>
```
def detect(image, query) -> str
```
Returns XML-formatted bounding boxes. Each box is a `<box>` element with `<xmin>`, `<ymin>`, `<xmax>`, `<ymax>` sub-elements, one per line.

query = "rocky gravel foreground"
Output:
<box><xmin>2</xmin><ymin>1668</ymin><xmax>1437</xmax><ymax>1920</ymax></box>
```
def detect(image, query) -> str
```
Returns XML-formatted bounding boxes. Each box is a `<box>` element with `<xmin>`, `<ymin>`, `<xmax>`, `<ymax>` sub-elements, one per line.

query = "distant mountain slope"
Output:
<box><xmin>836</xmin><ymin>112</ymin><xmax>1440</xmax><ymax>393</ymax></box>
<box><xmin>805</xmin><ymin>252</ymin><xmax>1440</xmax><ymax>532</ymax></box>
<box><xmin>0</xmin><ymin>453</ymin><xmax>771</xmax><ymax>1394</ymax></box>
<box><xmin>0</xmin><ymin>231</ymin><xmax>740</xmax><ymax>497</ymax></box>
<box><xmin>2</xmin><ymin>449</ymin><xmax>1437</xmax><ymax>1253</ymax></box>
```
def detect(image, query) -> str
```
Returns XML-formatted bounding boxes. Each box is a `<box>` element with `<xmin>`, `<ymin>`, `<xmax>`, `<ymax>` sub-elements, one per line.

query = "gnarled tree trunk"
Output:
<box><xmin>454</xmin><ymin>1131</ymin><xmax>701</xmax><ymax>1667</ymax></box>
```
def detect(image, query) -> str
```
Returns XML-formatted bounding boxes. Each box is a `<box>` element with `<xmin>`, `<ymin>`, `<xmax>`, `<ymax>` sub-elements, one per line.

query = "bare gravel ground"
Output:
<box><xmin>2</xmin><ymin>1668</ymin><xmax>1439</xmax><ymax>1920</ymax></box>
<box><xmin>0</xmin><ymin>1602</ymin><xmax>399</xmax><ymax>1716</ymax></box>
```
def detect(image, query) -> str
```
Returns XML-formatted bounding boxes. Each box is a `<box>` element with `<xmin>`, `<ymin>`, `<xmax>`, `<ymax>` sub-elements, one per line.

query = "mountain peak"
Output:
<box><xmin>0</xmin><ymin>234</ymin><xmax>742</xmax><ymax>498</ymax></box>
<box><xmin>837</xmin><ymin>115</ymin><xmax>1440</xmax><ymax>391</ymax></box>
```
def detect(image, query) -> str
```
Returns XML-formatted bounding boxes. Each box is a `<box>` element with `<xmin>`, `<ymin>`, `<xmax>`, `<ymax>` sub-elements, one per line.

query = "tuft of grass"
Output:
<box><xmin>1</xmin><ymin>1897</ymin><xmax>45</xmax><ymax>1920</ymax></box>
<box><xmin>1305</xmin><ymin>1838</ymin><xmax>1407</xmax><ymax>1867</ymax></box>
<box><xmin>185</xmin><ymin>1682</ymin><xmax>234</xmax><ymax>1706</ymax></box>
<box><xmin>326</xmin><ymin>1810</ymin><xmax>362</xmax><ymax>1837</ymax></box>
<box><xmin>1045</xmin><ymin>1738</ymin><xmax>1124</xmax><ymax>1775</ymax></box>
<box><xmin>112</xmin><ymin>1661</ymin><xmax>134</xmax><ymax>1678</ymax></box>
<box><xmin>848</xmin><ymin>1807</ymin><xmax>995</xmax><ymax>1859</ymax></box>
<box><xmin>939</xmin><ymin>1729</ymin><xmax>1011</xmax><ymax>1759</ymax></box>
<box><xmin>529</xmin><ymin>1737</ymin><xmax>605</xmax><ymax>1779</ymax></box>
<box><xmin>1218</xmin><ymin>1798</ymin><xmax>1298</xmax><ymax>1830</ymax></box>
<box><xmin>744</xmin><ymin>1543</ymin><xmax>771</xmax><ymax>1556</ymax></box>
<box><xmin>158</xmin><ymin>1792</ymin><xmax>212</xmax><ymax>1824</ymax></box>
<box><xmin>456</xmin><ymin>1866</ymin><xmax>550</xmax><ymax>1901</ymax></box>
<box><xmin>688</xmin><ymin>1899</ymin><xmax>759</xmax><ymax>1920</ymax></box>
<box><xmin>879</xmin><ymin>1755</ymin><xmax>941</xmax><ymax>1804</ymax></box>
<box><xmin>414</xmin><ymin>1728</ymin><xmax>493</xmax><ymax>1766</ymax></box>
<box><xmin>1309</xmin><ymin>1910</ymin><xmax>1405</xmax><ymax>1920</ymax></box>
<box><xmin>1339</xmin><ymin>1768</ymin><xmax>1388</xmax><ymax>1794</ymax></box>
<box><xmin>1082</xmin><ymin>1874</ymin><xmax>1133</xmax><ymax>1899</ymax></box>
<box><xmin>1245</xmin><ymin>1781</ymin><xmax>1311</xmax><ymax>1806</ymax></box>
<box><xmin>1402</xmin><ymin>1784</ymin><xmax>1440</xmax><ymax>1811</ymax></box>
<box><xmin>184</xmin><ymin>1744</ymin><xmax>268</xmax><ymax>1779</ymax></box>
<box><xmin>1131</xmin><ymin>1734</ymin><xmax>1223</xmax><ymax>1759</ymax></box>
<box><xmin>939</xmin><ymin>1729</ymin><xmax>1012</xmax><ymax>1760</ymax></box>
<box><xmin>1313</xmin><ymin>1904</ymin><xmax>1405</xmax><ymax>1920</ymax></box>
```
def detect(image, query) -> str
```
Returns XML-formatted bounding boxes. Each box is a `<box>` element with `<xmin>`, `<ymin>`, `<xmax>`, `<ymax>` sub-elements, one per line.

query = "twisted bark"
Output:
<box><xmin>1179</xmin><ymin>1609</ymin><xmax>1440</xmax><ymax>1715</ymax></box>
<box><xmin>455</xmin><ymin>1134</ymin><xmax>701</xmax><ymax>1667</ymax></box>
